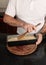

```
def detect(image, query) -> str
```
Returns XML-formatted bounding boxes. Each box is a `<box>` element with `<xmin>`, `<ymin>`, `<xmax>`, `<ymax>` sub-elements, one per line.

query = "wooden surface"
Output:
<box><xmin>7</xmin><ymin>44</ymin><xmax>37</xmax><ymax>55</ymax></box>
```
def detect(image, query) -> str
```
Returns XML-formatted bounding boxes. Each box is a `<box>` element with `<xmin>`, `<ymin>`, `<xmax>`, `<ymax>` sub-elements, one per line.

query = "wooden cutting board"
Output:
<box><xmin>7</xmin><ymin>43</ymin><xmax>37</xmax><ymax>55</ymax></box>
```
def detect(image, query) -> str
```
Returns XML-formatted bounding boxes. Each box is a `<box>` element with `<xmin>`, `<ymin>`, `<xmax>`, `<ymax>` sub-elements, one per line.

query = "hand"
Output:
<box><xmin>36</xmin><ymin>33</ymin><xmax>43</xmax><ymax>45</ymax></box>
<box><xmin>22</xmin><ymin>22</ymin><xmax>36</xmax><ymax>33</ymax></box>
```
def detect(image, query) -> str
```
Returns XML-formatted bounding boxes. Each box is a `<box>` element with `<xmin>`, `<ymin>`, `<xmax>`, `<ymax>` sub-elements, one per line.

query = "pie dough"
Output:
<box><xmin>8</xmin><ymin>35</ymin><xmax>36</xmax><ymax>42</ymax></box>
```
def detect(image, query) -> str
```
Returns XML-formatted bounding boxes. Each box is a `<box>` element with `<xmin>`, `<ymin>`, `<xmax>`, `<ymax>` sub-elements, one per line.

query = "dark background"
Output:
<box><xmin>0</xmin><ymin>12</ymin><xmax>17</xmax><ymax>34</ymax></box>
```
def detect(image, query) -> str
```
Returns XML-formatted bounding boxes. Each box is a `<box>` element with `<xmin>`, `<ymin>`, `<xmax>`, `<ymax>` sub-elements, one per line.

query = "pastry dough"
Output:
<box><xmin>7</xmin><ymin>35</ymin><xmax>36</xmax><ymax>42</ymax></box>
<box><xmin>19</xmin><ymin>35</ymin><xmax>36</xmax><ymax>40</ymax></box>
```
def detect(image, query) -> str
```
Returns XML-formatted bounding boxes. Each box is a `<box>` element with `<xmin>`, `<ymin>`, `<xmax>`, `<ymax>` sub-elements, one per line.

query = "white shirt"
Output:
<box><xmin>5</xmin><ymin>0</ymin><xmax>46</xmax><ymax>34</ymax></box>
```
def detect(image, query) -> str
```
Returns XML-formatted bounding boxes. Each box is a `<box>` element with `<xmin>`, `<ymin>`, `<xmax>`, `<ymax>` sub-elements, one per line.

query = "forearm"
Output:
<box><xmin>3</xmin><ymin>14</ymin><xmax>25</xmax><ymax>27</ymax></box>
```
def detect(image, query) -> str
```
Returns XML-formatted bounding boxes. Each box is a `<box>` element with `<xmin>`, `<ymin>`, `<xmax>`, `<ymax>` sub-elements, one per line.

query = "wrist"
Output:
<box><xmin>20</xmin><ymin>21</ymin><xmax>26</xmax><ymax>28</ymax></box>
<box><xmin>17</xmin><ymin>18</ymin><xmax>26</xmax><ymax>27</ymax></box>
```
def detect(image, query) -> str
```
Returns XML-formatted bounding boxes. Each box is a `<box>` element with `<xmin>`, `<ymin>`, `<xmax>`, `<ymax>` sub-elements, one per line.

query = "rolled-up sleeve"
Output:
<box><xmin>5</xmin><ymin>0</ymin><xmax>16</xmax><ymax>17</ymax></box>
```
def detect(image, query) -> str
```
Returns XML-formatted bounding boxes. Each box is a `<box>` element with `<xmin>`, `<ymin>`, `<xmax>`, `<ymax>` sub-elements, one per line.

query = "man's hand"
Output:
<box><xmin>22</xmin><ymin>22</ymin><xmax>36</xmax><ymax>32</ymax></box>
<box><xmin>36</xmin><ymin>33</ymin><xmax>43</xmax><ymax>45</ymax></box>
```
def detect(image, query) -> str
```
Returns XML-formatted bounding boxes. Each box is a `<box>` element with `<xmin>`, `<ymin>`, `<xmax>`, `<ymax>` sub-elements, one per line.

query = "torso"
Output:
<box><xmin>16</xmin><ymin>0</ymin><xmax>46</xmax><ymax>22</ymax></box>
<box><xmin>16</xmin><ymin>0</ymin><xmax>46</xmax><ymax>34</ymax></box>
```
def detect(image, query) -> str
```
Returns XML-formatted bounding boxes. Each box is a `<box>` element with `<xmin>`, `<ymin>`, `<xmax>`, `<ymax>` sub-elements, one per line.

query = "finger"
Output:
<box><xmin>32</xmin><ymin>25</ymin><xmax>36</xmax><ymax>31</ymax></box>
<box><xmin>36</xmin><ymin>34</ymin><xmax>42</xmax><ymax>45</ymax></box>
<box><xmin>28</xmin><ymin>27</ymin><xmax>33</xmax><ymax>32</ymax></box>
<box><xmin>29</xmin><ymin>24</ymin><xmax>36</xmax><ymax>31</ymax></box>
